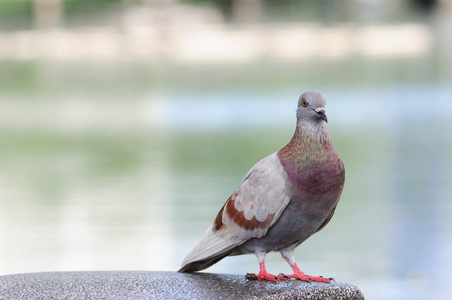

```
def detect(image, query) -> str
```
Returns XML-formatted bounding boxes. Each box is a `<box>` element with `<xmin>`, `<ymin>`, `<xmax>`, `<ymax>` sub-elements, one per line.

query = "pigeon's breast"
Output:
<box><xmin>297</xmin><ymin>159</ymin><xmax>344</xmax><ymax>196</ymax></box>
<box><xmin>281</xmin><ymin>154</ymin><xmax>345</xmax><ymax>209</ymax></box>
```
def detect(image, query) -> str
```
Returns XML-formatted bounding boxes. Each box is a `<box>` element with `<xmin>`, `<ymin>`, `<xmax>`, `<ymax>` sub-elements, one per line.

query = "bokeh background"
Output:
<box><xmin>0</xmin><ymin>0</ymin><xmax>451</xmax><ymax>299</ymax></box>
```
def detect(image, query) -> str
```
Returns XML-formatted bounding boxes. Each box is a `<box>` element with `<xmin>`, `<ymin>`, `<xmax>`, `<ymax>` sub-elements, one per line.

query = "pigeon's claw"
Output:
<box><xmin>278</xmin><ymin>273</ymin><xmax>291</xmax><ymax>280</ymax></box>
<box><xmin>285</xmin><ymin>271</ymin><xmax>331</xmax><ymax>283</ymax></box>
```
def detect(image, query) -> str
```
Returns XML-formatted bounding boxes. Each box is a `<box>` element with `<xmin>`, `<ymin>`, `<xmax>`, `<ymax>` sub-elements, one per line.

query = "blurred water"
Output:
<box><xmin>0</xmin><ymin>2</ymin><xmax>451</xmax><ymax>299</ymax></box>
<box><xmin>0</xmin><ymin>76</ymin><xmax>451</xmax><ymax>300</ymax></box>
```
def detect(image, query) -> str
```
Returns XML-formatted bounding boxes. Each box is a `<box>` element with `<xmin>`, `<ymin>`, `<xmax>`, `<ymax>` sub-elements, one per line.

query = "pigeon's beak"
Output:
<box><xmin>315</xmin><ymin>108</ymin><xmax>328</xmax><ymax>123</ymax></box>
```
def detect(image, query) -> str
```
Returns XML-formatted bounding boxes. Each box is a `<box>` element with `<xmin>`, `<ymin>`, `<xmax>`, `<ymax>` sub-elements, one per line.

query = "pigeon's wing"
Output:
<box><xmin>213</xmin><ymin>152</ymin><xmax>292</xmax><ymax>240</ymax></box>
<box><xmin>316</xmin><ymin>205</ymin><xmax>336</xmax><ymax>232</ymax></box>
<box><xmin>179</xmin><ymin>152</ymin><xmax>292</xmax><ymax>272</ymax></box>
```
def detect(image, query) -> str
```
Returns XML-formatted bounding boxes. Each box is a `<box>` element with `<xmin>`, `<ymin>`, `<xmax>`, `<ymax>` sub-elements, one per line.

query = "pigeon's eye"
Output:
<box><xmin>301</xmin><ymin>100</ymin><xmax>308</xmax><ymax>107</ymax></box>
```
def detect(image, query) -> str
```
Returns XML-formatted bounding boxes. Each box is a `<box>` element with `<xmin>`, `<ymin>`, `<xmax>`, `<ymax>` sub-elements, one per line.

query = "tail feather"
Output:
<box><xmin>178</xmin><ymin>250</ymin><xmax>232</xmax><ymax>272</ymax></box>
<box><xmin>179</xmin><ymin>225</ymin><xmax>239</xmax><ymax>272</ymax></box>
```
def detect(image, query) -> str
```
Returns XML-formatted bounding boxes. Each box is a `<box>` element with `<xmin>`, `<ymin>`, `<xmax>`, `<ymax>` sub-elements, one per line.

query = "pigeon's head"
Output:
<box><xmin>296</xmin><ymin>90</ymin><xmax>328</xmax><ymax>124</ymax></box>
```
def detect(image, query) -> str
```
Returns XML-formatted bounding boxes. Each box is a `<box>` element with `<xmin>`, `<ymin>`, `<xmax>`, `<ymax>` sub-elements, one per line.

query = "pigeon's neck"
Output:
<box><xmin>277</xmin><ymin>121</ymin><xmax>335</xmax><ymax>171</ymax></box>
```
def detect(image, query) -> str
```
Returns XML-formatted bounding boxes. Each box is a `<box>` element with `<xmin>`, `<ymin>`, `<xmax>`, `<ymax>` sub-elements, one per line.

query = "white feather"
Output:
<box><xmin>180</xmin><ymin>225</ymin><xmax>241</xmax><ymax>268</ymax></box>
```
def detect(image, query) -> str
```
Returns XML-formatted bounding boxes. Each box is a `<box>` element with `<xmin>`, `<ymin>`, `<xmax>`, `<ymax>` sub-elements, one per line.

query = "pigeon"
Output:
<box><xmin>179</xmin><ymin>91</ymin><xmax>345</xmax><ymax>282</ymax></box>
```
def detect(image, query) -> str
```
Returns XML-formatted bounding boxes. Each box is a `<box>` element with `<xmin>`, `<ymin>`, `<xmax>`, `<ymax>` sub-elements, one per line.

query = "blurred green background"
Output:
<box><xmin>0</xmin><ymin>1</ymin><xmax>451</xmax><ymax>300</ymax></box>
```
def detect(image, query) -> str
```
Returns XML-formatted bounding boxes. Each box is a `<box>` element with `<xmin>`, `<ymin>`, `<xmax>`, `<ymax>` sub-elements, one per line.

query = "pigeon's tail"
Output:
<box><xmin>178</xmin><ymin>250</ymin><xmax>232</xmax><ymax>272</ymax></box>
<box><xmin>178</xmin><ymin>225</ymin><xmax>239</xmax><ymax>273</ymax></box>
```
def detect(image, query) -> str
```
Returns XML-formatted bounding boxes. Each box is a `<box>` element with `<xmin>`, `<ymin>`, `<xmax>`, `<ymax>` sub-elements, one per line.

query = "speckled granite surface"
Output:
<box><xmin>0</xmin><ymin>271</ymin><xmax>365</xmax><ymax>300</ymax></box>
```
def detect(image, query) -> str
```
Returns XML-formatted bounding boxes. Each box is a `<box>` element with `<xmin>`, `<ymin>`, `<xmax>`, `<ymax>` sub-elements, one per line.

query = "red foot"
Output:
<box><xmin>256</xmin><ymin>270</ymin><xmax>283</xmax><ymax>281</ymax></box>
<box><xmin>284</xmin><ymin>271</ymin><xmax>331</xmax><ymax>283</ymax></box>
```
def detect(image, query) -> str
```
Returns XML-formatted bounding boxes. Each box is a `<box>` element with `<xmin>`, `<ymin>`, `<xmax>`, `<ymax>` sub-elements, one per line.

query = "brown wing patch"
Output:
<box><xmin>214</xmin><ymin>191</ymin><xmax>277</xmax><ymax>234</ymax></box>
<box><xmin>213</xmin><ymin>203</ymin><xmax>226</xmax><ymax>231</ymax></box>
<box><xmin>224</xmin><ymin>192</ymin><xmax>274</xmax><ymax>231</ymax></box>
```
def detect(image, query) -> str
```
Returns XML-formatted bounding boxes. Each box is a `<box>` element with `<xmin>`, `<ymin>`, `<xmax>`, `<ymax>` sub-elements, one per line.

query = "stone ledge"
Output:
<box><xmin>0</xmin><ymin>271</ymin><xmax>365</xmax><ymax>300</ymax></box>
